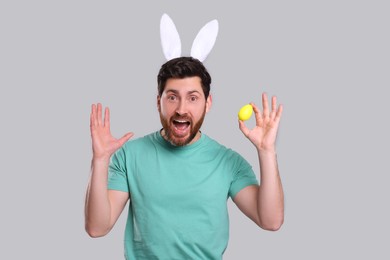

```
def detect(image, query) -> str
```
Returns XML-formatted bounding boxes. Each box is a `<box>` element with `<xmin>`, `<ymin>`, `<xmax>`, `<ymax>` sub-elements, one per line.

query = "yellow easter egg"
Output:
<box><xmin>238</xmin><ymin>104</ymin><xmax>253</xmax><ymax>121</ymax></box>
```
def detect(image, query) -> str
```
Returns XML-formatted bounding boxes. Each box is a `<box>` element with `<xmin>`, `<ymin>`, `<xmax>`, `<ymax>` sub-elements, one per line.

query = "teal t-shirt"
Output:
<box><xmin>108</xmin><ymin>131</ymin><xmax>258</xmax><ymax>260</ymax></box>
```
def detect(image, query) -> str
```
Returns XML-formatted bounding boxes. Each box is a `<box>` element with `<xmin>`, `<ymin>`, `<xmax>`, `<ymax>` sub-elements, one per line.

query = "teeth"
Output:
<box><xmin>175</xmin><ymin>120</ymin><xmax>188</xmax><ymax>123</ymax></box>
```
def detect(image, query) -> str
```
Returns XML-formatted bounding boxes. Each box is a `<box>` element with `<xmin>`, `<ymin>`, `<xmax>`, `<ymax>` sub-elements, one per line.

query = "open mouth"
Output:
<box><xmin>172</xmin><ymin>119</ymin><xmax>191</xmax><ymax>134</ymax></box>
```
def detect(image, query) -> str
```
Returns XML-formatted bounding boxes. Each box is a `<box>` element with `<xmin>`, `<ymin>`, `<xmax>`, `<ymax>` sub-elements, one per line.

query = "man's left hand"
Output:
<box><xmin>239</xmin><ymin>92</ymin><xmax>283</xmax><ymax>153</ymax></box>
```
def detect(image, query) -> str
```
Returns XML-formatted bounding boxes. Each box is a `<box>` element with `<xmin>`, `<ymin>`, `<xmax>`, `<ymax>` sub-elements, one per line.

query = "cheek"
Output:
<box><xmin>160</xmin><ymin>103</ymin><xmax>175</xmax><ymax>116</ymax></box>
<box><xmin>193</xmin><ymin>110</ymin><xmax>203</xmax><ymax>119</ymax></box>
<box><xmin>192</xmin><ymin>106</ymin><xmax>206</xmax><ymax>119</ymax></box>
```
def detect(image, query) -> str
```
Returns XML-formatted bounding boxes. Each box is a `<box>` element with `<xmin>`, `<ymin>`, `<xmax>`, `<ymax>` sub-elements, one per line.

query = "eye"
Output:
<box><xmin>167</xmin><ymin>95</ymin><xmax>177</xmax><ymax>102</ymax></box>
<box><xmin>190</xmin><ymin>96</ymin><xmax>198</xmax><ymax>102</ymax></box>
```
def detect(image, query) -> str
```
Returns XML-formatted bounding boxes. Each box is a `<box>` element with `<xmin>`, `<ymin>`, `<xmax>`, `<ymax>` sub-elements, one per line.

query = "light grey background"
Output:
<box><xmin>1</xmin><ymin>0</ymin><xmax>389</xmax><ymax>259</ymax></box>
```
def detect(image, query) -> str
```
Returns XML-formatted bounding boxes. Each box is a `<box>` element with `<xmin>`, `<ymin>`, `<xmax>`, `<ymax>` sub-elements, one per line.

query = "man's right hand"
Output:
<box><xmin>90</xmin><ymin>103</ymin><xmax>134</xmax><ymax>160</ymax></box>
<box><xmin>85</xmin><ymin>103</ymin><xmax>132</xmax><ymax>237</ymax></box>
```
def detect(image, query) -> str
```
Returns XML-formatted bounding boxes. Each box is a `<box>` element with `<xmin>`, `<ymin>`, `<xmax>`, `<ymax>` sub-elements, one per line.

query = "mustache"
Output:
<box><xmin>171</xmin><ymin>115</ymin><xmax>192</xmax><ymax>123</ymax></box>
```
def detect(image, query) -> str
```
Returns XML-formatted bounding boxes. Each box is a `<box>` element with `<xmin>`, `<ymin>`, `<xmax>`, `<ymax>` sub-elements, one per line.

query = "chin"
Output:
<box><xmin>168</xmin><ymin>132</ymin><xmax>195</xmax><ymax>146</ymax></box>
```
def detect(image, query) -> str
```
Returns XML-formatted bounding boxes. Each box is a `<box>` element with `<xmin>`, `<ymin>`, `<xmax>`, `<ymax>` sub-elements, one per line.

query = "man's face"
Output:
<box><xmin>158</xmin><ymin>76</ymin><xmax>212</xmax><ymax>146</ymax></box>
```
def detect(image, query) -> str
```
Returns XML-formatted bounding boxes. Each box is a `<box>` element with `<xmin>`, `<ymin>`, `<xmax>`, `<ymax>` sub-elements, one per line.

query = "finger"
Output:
<box><xmin>97</xmin><ymin>103</ymin><xmax>103</xmax><ymax>126</ymax></box>
<box><xmin>275</xmin><ymin>104</ymin><xmax>283</xmax><ymax>123</ymax></box>
<box><xmin>91</xmin><ymin>104</ymin><xmax>98</xmax><ymax>127</ymax></box>
<box><xmin>270</xmin><ymin>96</ymin><xmax>277</xmax><ymax>120</ymax></box>
<box><xmin>272</xmin><ymin>96</ymin><xmax>277</xmax><ymax>112</ymax></box>
<box><xmin>118</xmin><ymin>132</ymin><xmax>134</xmax><ymax>147</ymax></box>
<box><xmin>104</xmin><ymin>107</ymin><xmax>110</xmax><ymax>128</ymax></box>
<box><xmin>238</xmin><ymin>120</ymin><xmax>250</xmax><ymax>138</ymax></box>
<box><xmin>250</xmin><ymin>102</ymin><xmax>263</xmax><ymax>127</ymax></box>
<box><xmin>262</xmin><ymin>93</ymin><xmax>270</xmax><ymax>120</ymax></box>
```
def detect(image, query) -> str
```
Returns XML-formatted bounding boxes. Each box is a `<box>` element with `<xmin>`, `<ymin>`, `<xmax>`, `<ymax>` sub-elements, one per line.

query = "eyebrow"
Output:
<box><xmin>165</xmin><ymin>89</ymin><xmax>201</xmax><ymax>95</ymax></box>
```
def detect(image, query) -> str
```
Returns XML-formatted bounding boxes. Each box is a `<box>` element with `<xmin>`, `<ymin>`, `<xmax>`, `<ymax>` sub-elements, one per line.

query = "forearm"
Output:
<box><xmin>257</xmin><ymin>149</ymin><xmax>284</xmax><ymax>230</ymax></box>
<box><xmin>85</xmin><ymin>157</ymin><xmax>112</xmax><ymax>237</ymax></box>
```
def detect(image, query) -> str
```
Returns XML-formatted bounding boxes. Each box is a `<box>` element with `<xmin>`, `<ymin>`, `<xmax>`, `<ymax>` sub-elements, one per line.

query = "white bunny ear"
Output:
<box><xmin>191</xmin><ymin>19</ymin><xmax>219</xmax><ymax>62</ymax></box>
<box><xmin>160</xmin><ymin>14</ymin><xmax>182</xmax><ymax>60</ymax></box>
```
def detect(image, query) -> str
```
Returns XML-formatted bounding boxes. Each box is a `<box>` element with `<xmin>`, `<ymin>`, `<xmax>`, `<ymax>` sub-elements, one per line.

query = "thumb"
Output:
<box><xmin>118</xmin><ymin>132</ymin><xmax>134</xmax><ymax>146</ymax></box>
<box><xmin>238</xmin><ymin>120</ymin><xmax>250</xmax><ymax>138</ymax></box>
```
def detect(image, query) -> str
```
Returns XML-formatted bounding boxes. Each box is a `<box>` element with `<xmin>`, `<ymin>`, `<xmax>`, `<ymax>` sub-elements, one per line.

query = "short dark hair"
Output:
<box><xmin>157</xmin><ymin>57</ymin><xmax>211</xmax><ymax>98</ymax></box>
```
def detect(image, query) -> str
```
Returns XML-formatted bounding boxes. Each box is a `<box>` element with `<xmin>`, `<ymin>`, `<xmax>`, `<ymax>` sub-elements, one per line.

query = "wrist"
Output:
<box><xmin>256</xmin><ymin>145</ymin><xmax>276</xmax><ymax>154</ymax></box>
<box><xmin>257</xmin><ymin>148</ymin><xmax>277</xmax><ymax>160</ymax></box>
<box><xmin>92</xmin><ymin>156</ymin><xmax>111</xmax><ymax>165</ymax></box>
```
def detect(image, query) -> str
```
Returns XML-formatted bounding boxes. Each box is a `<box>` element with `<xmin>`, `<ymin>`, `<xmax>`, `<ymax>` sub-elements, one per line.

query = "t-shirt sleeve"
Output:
<box><xmin>228</xmin><ymin>152</ymin><xmax>258</xmax><ymax>199</ymax></box>
<box><xmin>107</xmin><ymin>147</ymin><xmax>129</xmax><ymax>192</ymax></box>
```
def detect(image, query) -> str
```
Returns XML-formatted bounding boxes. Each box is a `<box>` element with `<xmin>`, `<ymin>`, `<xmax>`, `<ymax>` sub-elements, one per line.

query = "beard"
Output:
<box><xmin>159</xmin><ymin>108</ymin><xmax>206</xmax><ymax>146</ymax></box>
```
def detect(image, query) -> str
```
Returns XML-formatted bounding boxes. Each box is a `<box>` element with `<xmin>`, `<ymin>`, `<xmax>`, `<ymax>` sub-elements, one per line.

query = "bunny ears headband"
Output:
<box><xmin>160</xmin><ymin>13</ymin><xmax>219</xmax><ymax>62</ymax></box>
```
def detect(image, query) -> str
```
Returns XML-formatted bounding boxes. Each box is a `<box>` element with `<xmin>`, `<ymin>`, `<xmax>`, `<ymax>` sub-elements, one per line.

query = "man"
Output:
<box><xmin>85</xmin><ymin>57</ymin><xmax>284</xmax><ymax>259</ymax></box>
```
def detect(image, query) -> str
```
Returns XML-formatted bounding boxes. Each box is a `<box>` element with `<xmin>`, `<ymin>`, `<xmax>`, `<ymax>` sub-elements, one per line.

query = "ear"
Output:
<box><xmin>205</xmin><ymin>94</ymin><xmax>212</xmax><ymax>113</ymax></box>
<box><xmin>191</xmin><ymin>19</ymin><xmax>219</xmax><ymax>62</ymax></box>
<box><xmin>157</xmin><ymin>95</ymin><xmax>161</xmax><ymax>112</ymax></box>
<box><xmin>160</xmin><ymin>13</ymin><xmax>182</xmax><ymax>60</ymax></box>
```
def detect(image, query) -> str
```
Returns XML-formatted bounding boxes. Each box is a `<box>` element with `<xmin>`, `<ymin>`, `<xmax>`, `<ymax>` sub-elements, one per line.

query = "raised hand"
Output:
<box><xmin>90</xmin><ymin>103</ymin><xmax>134</xmax><ymax>160</ymax></box>
<box><xmin>238</xmin><ymin>93</ymin><xmax>283</xmax><ymax>153</ymax></box>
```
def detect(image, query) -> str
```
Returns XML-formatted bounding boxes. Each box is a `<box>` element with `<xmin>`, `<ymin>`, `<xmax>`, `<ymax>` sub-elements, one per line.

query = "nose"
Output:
<box><xmin>175</xmin><ymin>100</ymin><xmax>188</xmax><ymax>115</ymax></box>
